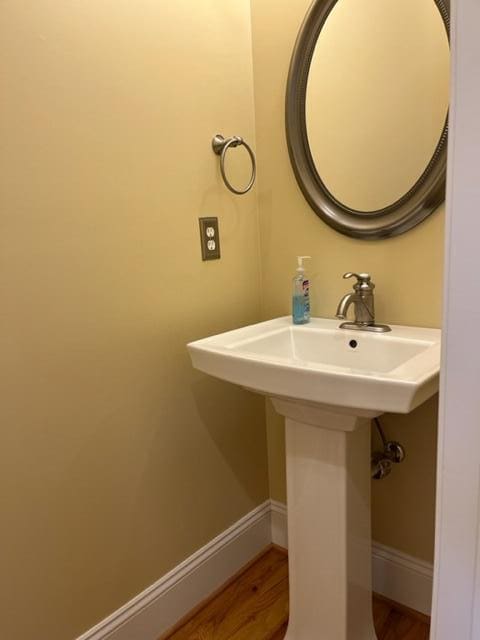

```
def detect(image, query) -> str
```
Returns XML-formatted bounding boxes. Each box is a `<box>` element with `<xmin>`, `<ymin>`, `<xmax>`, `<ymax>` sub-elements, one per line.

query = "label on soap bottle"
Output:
<box><xmin>303</xmin><ymin>279</ymin><xmax>310</xmax><ymax>314</ymax></box>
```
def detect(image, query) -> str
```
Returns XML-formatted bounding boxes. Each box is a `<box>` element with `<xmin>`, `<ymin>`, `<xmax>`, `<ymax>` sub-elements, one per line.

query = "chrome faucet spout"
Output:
<box><xmin>334</xmin><ymin>272</ymin><xmax>392</xmax><ymax>333</ymax></box>
<box><xmin>336</xmin><ymin>293</ymin><xmax>356</xmax><ymax>320</ymax></box>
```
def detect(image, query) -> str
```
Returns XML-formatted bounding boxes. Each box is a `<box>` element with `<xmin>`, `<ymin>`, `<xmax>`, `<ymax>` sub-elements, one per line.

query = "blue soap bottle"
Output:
<box><xmin>292</xmin><ymin>256</ymin><xmax>311</xmax><ymax>324</ymax></box>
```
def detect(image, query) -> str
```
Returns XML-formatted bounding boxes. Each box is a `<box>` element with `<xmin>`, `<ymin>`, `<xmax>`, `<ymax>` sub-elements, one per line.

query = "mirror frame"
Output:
<box><xmin>286</xmin><ymin>0</ymin><xmax>450</xmax><ymax>239</ymax></box>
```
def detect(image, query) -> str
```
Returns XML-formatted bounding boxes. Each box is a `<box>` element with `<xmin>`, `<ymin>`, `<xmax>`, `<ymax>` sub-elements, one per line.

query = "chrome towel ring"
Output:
<box><xmin>212</xmin><ymin>134</ymin><xmax>256</xmax><ymax>195</ymax></box>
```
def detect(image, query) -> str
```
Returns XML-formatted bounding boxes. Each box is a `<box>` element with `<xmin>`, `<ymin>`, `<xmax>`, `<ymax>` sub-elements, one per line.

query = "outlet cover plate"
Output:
<box><xmin>199</xmin><ymin>217</ymin><xmax>221</xmax><ymax>261</ymax></box>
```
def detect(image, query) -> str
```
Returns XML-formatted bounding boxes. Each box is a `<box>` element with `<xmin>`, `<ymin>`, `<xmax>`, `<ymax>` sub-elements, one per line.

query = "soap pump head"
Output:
<box><xmin>296</xmin><ymin>255</ymin><xmax>311</xmax><ymax>273</ymax></box>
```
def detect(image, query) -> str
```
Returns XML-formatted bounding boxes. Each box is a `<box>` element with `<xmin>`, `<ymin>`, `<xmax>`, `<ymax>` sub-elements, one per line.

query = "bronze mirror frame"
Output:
<box><xmin>285</xmin><ymin>0</ymin><xmax>450</xmax><ymax>239</ymax></box>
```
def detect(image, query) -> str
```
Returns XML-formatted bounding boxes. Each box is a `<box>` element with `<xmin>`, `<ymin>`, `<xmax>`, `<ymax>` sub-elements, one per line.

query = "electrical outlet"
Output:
<box><xmin>199</xmin><ymin>217</ymin><xmax>221</xmax><ymax>261</ymax></box>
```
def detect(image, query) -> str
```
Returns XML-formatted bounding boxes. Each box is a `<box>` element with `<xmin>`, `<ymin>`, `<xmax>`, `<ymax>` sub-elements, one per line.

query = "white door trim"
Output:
<box><xmin>431</xmin><ymin>0</ymin><xmax>480</xmax><ymax>637</ymax></box>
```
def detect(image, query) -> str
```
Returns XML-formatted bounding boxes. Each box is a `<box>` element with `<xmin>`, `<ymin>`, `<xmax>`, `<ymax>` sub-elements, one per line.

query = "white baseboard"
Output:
<box><xmin>270</xmin><ymin>499</ymin><xmax>289</xmax><ymax>549</ymax></box>
<box><xmin>76</xmin><ymin>501</ymin><xmax>272</xmax><ymax>640</ymax></box>
<box><xmin>77</xmin><ymin>499</ymin><xmax>433</xmax><ymax>639</ymax></box>
<box><xmin>268</xmin><ymin>500</ymin><xmax>433</xmax><ymax>616</ymax></box>
<box><xmin>372</xmin><ymin>541</ymin><xmax>433</xmax><ymax>616</ymax></box>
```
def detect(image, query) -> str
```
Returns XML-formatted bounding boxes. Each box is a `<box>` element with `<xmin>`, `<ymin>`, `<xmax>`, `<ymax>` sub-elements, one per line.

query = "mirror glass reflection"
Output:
<box><xmin>305</xmin><ymin>0</ymin><xmax>450</xmax><ymax>213</ymax></box>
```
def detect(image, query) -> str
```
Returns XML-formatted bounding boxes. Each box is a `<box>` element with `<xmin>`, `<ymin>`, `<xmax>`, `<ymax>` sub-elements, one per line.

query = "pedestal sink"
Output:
<box><xmin>187</xmin><ymin>317</ymin><xmax>441</xmax><ymax>640</ymax></box>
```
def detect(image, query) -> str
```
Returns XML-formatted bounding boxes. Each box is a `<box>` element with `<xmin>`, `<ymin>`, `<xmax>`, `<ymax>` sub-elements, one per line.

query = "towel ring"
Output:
<box><xmin>212</xmin><ymin>134</ymin><xmax>256</xmax><ymax>195</ymax></box>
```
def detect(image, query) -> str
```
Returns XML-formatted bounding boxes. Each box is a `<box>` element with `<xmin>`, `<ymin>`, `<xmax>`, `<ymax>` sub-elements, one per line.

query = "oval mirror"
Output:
<box><xmin>286</xmin><ymin>0</ymin><xmax>450</xmax><ymax>239</ymax></box>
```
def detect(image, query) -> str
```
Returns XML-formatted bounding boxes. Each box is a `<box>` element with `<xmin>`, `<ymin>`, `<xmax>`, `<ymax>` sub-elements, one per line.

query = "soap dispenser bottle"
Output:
<box><xmin>292</xmin><ymin>256</ymin><xmax>311</xmax><ymax>325</ymax></box>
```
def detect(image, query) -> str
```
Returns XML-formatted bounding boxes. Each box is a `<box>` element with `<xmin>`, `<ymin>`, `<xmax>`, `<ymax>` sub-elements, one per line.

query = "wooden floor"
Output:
<box><xmin>165</xmin><ymin>548</ymin><xmax>430</xmax><ymax>640</ymax></box>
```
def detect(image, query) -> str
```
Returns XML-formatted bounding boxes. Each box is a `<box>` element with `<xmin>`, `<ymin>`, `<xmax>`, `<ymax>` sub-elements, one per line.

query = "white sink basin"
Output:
<box><xmin>188</xmin><ymin>316</ymin><xmax>441</xmax><ymax>415</ymax></box>
<box><xmin>187</xmin><ymin>316</ymin><xmax>441</xmax><ymax>640</ymax></box>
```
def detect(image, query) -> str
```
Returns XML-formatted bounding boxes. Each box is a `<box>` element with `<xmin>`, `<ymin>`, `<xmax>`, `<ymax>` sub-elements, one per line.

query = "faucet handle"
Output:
<box><xmin>343</xmin><ymin>272</ymin><xmax>371</xmax><ymax>283</ymax></box>
<box><xmin>343</xmin><ymin>272</ymin><xmax>374</xmax><ymax>291</ymax></box>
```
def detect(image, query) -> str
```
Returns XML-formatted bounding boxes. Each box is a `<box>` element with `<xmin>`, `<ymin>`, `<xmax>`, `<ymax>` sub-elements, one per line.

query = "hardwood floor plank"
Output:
<box><xmin>374</xmin><ymin>593</ymin><xmax>431</xmax><ymax>625</ymax></box>
<box><xmin>380</xmin><ymin>610</ymin><xmax>430</xmax><ymax>640</ymax></box>
<box><xmin>166</xmin><ymin>549</ymin><xmax>288</xmax><ymax>640</ymax></box>
<box><xmin>373</xmin><ymin>597</ymin><xmax>394</xmax><ymax>638</ymax></box>
<box><xmin>269</xmin><ymin>622</ymin><xmax>289</xmax><ymax>640</ymax></box>
<box><xmin>165</xmin><ymin>548</ymin><xmax>430</xmax><ymax>640</ymax></box>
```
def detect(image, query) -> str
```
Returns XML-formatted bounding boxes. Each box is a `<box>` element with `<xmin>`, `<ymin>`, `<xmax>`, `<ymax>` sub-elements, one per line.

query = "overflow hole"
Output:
<box><xmin>349</xmin><ymin>340</ymin><xmax>358</xmax><ymax>349</ymax></box>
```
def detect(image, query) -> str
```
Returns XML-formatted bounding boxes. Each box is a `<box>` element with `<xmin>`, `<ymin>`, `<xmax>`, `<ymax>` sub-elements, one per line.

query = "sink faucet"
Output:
<box><xmin>336</xmin><ymin>272</ymin><xmax>391</xmax><ymax>333</ymax></box>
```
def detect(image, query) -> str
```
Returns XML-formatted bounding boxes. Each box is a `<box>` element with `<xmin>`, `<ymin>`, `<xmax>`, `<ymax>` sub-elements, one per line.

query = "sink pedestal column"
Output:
<box><xmin>271</xmin><ymin>398</ymin><xmax>378</xmax><ymax>640</ymax></box>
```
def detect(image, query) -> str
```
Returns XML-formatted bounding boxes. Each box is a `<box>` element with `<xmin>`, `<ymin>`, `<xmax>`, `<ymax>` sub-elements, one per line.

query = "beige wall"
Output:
<box><xmin>0</xmin><ymin>2</ymin><xmax>268</xmax><ymax>639</ymax></box>
<box><xmin>250</xmin><ymin>0</ymin><xmax>443</xmax><ymax>563</ymax></box>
